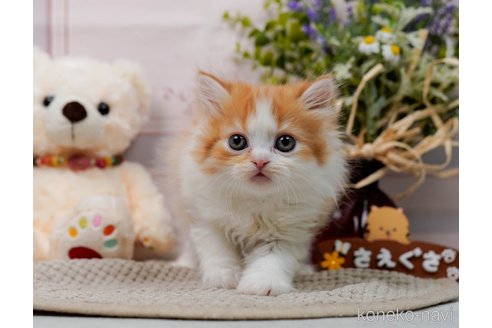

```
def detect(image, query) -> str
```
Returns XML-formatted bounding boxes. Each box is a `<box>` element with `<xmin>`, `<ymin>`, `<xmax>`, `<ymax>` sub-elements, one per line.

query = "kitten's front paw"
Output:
<box><xmin>202</xmin><ymin>266</ymin><xmax>241</xmax><ymax>289</ymax></box>
<box><xmin>236</xmin><ymin>271</ymin><xmax>294</xmax><ymax>296</ymax></box>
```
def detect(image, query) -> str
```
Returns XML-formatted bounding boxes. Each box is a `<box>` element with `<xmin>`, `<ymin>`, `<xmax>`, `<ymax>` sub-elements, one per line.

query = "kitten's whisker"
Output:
<box><xmin>281</xmin><ymin>179</ymin><xmax>293</xmax><ymax>206</ymax></box>
<box><xmin>278</xmin><ymin>177</ymin><xmax>298</xmax><ymax>206</ymax></box>
<box><xmin>272</xmin><ymin>178</ymin><xmax>283</xmax><ymax>205</ymax></box>
<box><xmin>231</xmin><ymin>179</ymin><xmax>241</xmax><ymax>217</ymax></box>
<box><xmin>285</xmin><ymin>179</ymin><xmax>300</xmax><ymax>205</ymax></box>
<box><xmin>287</xmin><ymin>171</ymin><xmax>332</xmax><ymax>200</ymax></box>
<box><xmin>226</xmin><ymin>179</ymin><xmax>237</xmax><ymax>216</ymax></box>
<box><xmin>210</xmin><ymin>174</ymin><xmax>227</xmax><ymax>208</ymax></box>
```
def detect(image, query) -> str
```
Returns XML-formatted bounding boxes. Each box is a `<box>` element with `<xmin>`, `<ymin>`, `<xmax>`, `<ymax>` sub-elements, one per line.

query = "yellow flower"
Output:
<box><xmin>358</xmin><ymin>36</ymin><xmax>380</xmax><ymax>55</ymax></box>
<box><xmin>376</xmin><ymin>26</ymin><xmax>395</xmax><ymax>43</ymax></box>
<box><xmin>321</xmin><ymin>251</ymin><xmax>345</xmax><ymax>270</ymax></box>
<box><xmin>390</xmin><ymin>44</ymin><xmax>400</xmax><ymax>55</ymax></box>
<box><xmin>382</xmin><ymin>44</ymin><xmax>401</xmax><ymax>63</ymax></box>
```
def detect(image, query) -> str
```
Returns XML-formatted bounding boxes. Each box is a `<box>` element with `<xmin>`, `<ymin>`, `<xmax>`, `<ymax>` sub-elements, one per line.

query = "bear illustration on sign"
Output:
<box><xmin>364</xmin><ymin>206</ymin><xmax>410</xmax><ymax>244</ymax></box>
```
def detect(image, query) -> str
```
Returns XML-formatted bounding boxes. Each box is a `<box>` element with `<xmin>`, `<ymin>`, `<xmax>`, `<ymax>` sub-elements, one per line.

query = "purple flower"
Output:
<box><xmin>421</xmin><ymin>0</ymin><xmax>432</xmax><ymax>6</ymax></box>
<box><xmin>302</xmin><ymin>23</ymin><xmax>319</xmax><ymax>39</ymax></box>
<box><xmin>430</xmin><ymin>21</ymin><xmax>440</xmax><ymax>35</ymax></box>
<box><xmin>428</xmin><ymin>4</ymin><xmax>456</xmax><ymax>37</ymax></box>
<box><xmin>346</xmin><ymin>3</ymin><xmax>354</xmax><ymax>24</ymax></box>
<box><xmin>329</xmin><ymin>8</ymin><xmax>337</xmax><ymax>22</ymax></box>
<box><xmin>445</xmin><ymin>4</ymin><xmax>456</xmax><ymax>14</ymax></box>
<box><xmin>310</xmin><ymin>0</ymin><xmax>322</xmax><ymax>10</ymax></box>
<box><xmin>307</xmin><ymin>8</ymin><xmax>317</xmax><ymax>21</ymax></box>
<box><xmin>287</xmin><ymin>1</ymin><xmax>303</xmax><ymax>12</ymax></box>
<box><xmin>414</xmin><ymin>13</ymin><xmax>428</xmax><ymax>24</ymax></box>
<box><xmin>440</xmin><ymin>13</ymin><xmax>454</xmax><ymax>35</ymax></box>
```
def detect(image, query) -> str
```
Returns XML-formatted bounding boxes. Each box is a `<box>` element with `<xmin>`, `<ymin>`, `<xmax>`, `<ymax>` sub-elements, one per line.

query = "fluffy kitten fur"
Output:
<box><xmin>166</xmin><ymin>72</ymin><xmax>347</xmax><ymax>295</ymax></box>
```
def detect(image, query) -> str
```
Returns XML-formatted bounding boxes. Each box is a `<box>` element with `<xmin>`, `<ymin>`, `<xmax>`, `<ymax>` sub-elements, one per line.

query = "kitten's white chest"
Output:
<box><xmin>217</xmin><ymin>198</ymin><xmax>317</xmax><ymax>252</ymax></box>
<box><xmin>222</xmin><ymin>210</ymin><xmax>282</xmax><ymax>252</ymax></box>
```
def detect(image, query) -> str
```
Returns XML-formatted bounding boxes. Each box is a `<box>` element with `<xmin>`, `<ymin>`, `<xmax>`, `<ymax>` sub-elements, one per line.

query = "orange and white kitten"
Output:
<box><xmin>167</xmin><ymin>72</ymin><xmax>347</xmax><ymax>295</ymax></box>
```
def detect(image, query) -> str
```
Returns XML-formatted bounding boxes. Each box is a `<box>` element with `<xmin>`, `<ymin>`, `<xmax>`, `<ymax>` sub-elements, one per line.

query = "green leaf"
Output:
<box><xmin>429</xmin><ymin>88</ymin><xmax>449</xmax><ymax>102</ymax></box>
<box><xmin>371</xmin><ymin>15</ymin><xmax>390</xmax><ymax>27</ymax></box>
<box><xmin>248</xmin><ymin>29</ymin><xmax>260</xmax><ymax>38</ymax></box>
<box><xmin>368</xmin><ymin>96</ymin><xmax>389</xmax><ymax>120</ymax></box>
<box><xmin>265</xmin><ymin>20</ymin><xmax>276</xmax><ymax>31</ymax></box>
<box><xmin>276</xmin><ymin>54</ymin><xmax>286</xmax><ymax>69</ymax></box>
<box><xmin>279</xmin><ymin>13</ymin><xmax>290</xmax><ymax>26</ymax></box>
<box><xmin>254</xmin><ymin>47</ymin><xmax>262</xmax><ymax>60</ymax></box>
<box><xmin>241</xmin><ymin>17</ymin><xmax>252</xmax><ymax>28</ymax></box>
<box><xmin>261</xmin><ymin>51</ymin><xmax>274</xmax><ymax>66</ymax></box>
<box><xmin>255</xmin><ymin>32</ymin><xmax>270</xmax><ymax>46</ymax></box>
<box><xmin>396</xmin><ymin>7</ymin><xmax>433</xmax><ymax>31</ymax></box>
<box><xmin>288</xmin><ymin>20</ymin><xmax>305</xmax><ymax>42</ymax></box>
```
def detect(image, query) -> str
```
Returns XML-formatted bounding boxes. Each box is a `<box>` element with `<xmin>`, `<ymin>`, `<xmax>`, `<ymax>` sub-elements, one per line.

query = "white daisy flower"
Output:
<box><xmin>358</xmin><ymin>36</ymin><xmax>379</xmax><ymax>55</ymax></box>
<box><xmin>382</xmin><ymin>44</ymin><xmax>401</xmax><ymax>63</ymax></box>
<box><xmin>376</xmin><ymin>26</ymin><xmax>395</xmax><ymax>43</ymax></box>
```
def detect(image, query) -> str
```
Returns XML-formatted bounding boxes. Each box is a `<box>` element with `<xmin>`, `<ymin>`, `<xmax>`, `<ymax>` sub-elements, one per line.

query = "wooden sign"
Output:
<box><xmin>314</xmin><ymin>237</ymin><xmax>459</xmax><ymax>281</ymax></box>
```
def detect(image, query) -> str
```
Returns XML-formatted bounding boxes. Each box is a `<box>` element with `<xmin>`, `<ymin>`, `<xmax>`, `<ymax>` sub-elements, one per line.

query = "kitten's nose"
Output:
<box><xmin>62</xmin><ymin>101</ymin><xmax>87</xmax><ymax>123</ymax></box>
<box><xmin>252</xmin><ymin>160</ymin><xmax>270</xmax><ymax>170</ymax></box>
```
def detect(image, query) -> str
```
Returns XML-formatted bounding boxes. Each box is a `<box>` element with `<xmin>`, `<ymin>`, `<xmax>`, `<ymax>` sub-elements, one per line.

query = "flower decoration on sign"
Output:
<box><xmin>447</xmin><ymin>266</ymin><xmax>459</xmax><ymax>281</ymax></box>
<box><xmin>441</xmin><ymin>248</ymin><xmax>457</xmax><ymax>263</ymax></box>
<box><xmin>321</xmin><ymin>251</ymin><xmax>345</xmax><ymax>270</ymax></box>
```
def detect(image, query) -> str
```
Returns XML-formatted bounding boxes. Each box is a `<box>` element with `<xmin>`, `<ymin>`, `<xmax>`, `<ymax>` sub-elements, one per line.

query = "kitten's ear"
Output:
<box><xmin>197</xmin><ymin>71</ymin><xmax>231</xmax><ymax>115</ymax></box>
<box><xmin>298</xmin><ymin>75</ymin><xmax>337</xmax><ymax>111</ymax></box>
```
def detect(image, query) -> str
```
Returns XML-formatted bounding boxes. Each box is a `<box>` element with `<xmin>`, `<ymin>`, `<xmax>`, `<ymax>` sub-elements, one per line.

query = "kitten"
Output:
<box><xmin>166</xmin><ymin>72</ymin><xmax>347</xmax><ymax>295</ymax></box>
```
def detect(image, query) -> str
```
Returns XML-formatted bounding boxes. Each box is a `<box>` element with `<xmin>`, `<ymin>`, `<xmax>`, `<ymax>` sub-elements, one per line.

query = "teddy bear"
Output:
<box><xmin>33</xmin><ymin>47</ymin><xmax>175</xmax><ymax>261</ymax></box>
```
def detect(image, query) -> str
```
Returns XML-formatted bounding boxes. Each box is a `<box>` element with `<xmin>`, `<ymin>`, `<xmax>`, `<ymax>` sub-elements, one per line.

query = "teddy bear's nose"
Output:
<box><xmin>62</xmin><ymin>101</ymin><xmax>87</xmax><ymax>123</ymax></box>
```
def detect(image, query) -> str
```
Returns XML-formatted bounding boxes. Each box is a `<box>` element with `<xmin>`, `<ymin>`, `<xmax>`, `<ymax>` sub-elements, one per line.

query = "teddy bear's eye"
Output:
<box><xmin>43</xmin><ymin>95</ymin><xmax>54</xmax><ymax>107</ymax></box>
<box><xmin>97</xmin><ymin>102</ymin><xmax>110</xmax><ymax>116</ymax></box>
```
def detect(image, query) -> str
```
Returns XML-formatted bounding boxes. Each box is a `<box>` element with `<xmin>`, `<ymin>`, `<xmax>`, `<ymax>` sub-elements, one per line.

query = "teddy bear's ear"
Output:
<box><xmin>112</xmin><ymin>60</ymin><xmax>150</xmax><ymax>118</ymax></box>
<box><xmin>370</xmin><ymin>205</ymin><xmax>379</xmax><ymax>212</ymax></box>
<box><xmin>34</xmin><ymin>46</ymin><xmax>51</xmax><ymax>73</ymax></box>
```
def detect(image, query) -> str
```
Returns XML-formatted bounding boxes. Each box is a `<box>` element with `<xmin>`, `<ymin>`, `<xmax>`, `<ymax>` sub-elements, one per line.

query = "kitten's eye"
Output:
<box><xmin>275</xmin><ymin>135</ymin><xmax>296</xmax><ymax>152</ymax></box>
<box><xmin>43</xmin><ymin>95</ymin><xmax>54</xmax><ymax>107</ymax></box>
<box><xmin>228</xmin><ymin>134</ymin><xmax>248</xmax><ymax>151</ymax></box>
<box><xmin>97</xmin><ymin>102</ymin><xmax>110</xmax><ymax>115</ymax></box>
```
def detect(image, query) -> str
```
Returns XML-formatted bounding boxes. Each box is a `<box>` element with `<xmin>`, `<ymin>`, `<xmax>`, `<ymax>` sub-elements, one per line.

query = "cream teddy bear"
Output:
<box><xmin>33</xmin><ymin>47</ymin><xmax>175</xmax><ymax>260</ymax></box>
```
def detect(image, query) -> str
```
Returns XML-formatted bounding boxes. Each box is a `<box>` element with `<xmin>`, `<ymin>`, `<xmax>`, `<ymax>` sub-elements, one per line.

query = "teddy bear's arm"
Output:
<box><xmin>34</xmin><ymin>224</ymin><xmax>50</xmax><ymax>261</ymax></box>
<box><xmin>120</xmin><ymin>162</ymin><xmax>175</xmax><ymax>253</ymax></box>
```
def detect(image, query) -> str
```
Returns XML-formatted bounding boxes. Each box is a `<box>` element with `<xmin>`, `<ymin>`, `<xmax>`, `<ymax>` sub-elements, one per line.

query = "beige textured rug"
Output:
<box><xmin>34</xmin><ymin>259</ymin><xmax>458</xmax><ymax>320</ymax></box>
